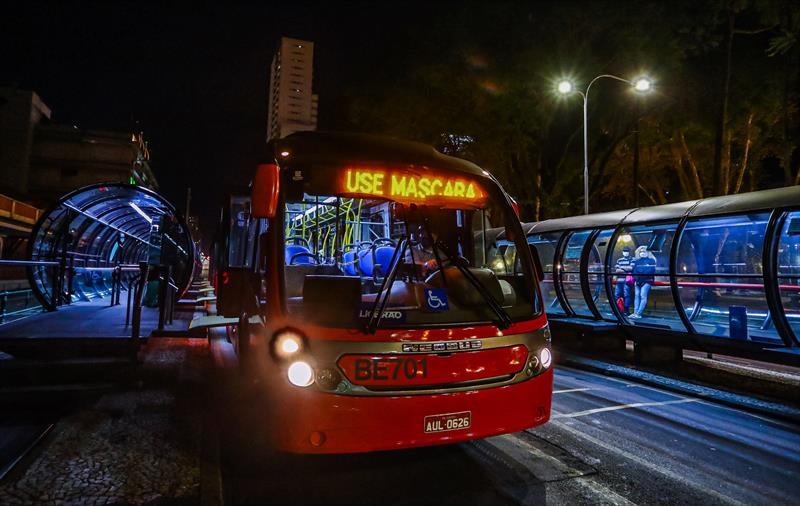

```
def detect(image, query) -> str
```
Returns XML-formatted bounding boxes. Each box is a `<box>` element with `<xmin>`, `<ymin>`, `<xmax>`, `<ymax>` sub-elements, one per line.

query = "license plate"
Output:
<box><xmin>423</xmin><ymin>411</ymin><xmax>471</xmax><ymax>434</ymax></box>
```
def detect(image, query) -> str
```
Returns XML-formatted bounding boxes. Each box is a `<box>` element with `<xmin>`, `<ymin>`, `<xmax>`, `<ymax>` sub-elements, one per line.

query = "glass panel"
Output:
<box><xmin>777</xmin><ymin>211</ymin><xmax>800</xmax><ymax>341</ymax></box>
<box><xmin>528</xmin><ymin>233</ymin><xmax>564</xmax><ymax>314</ymax></box>
<box><xmin>561</xmin><ymin>230</ymin><xmax>593</xmax><ymax>317</ymax></box>
<box><xmin>283</xmin><ymin>192</ymin><xmax>538</xmax><ymax>328</ymax></box>
<box><xmin>676</xmin><ymin>213</ymin><xmax>778</xmax><ymax>343</ymax></box>
<box><xmin>228</xmin><ymin>196</ymin><xmax>252</xmax><ymax>267</ymax></box>
<box><xmin>610</xmin><ymin>222</ymin><xmax>684</xmax><ymax>330</ymax></box>
<box><xmin>588</xmin><ymin>229</ymin><xmax>615</xmax><ymax>320</ymax></box>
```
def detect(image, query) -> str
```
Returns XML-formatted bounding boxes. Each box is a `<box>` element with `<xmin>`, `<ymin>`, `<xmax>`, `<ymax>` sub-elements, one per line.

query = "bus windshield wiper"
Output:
<box><xmin>365</xmin><ymin>239</ymin><xmax>408</xmax><ymax>334</ymax></box>
<box><xmin>432</xmin><ymin>240</ymin><xmax>513</xmax><ymax>330</ymax></box>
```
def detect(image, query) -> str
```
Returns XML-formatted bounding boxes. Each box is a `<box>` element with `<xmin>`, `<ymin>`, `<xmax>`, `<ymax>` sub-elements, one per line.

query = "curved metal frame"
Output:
<box><xmin>668</xmin><ymin>215</ymin><xmax>696</xmax><ymax>334</ymax></box>
<box><xmin>764</xmin><ymin>209</ymin><xmax>797</xmax><ymax>347</ymax></box>
<box><xmin>552</xmin><ymin>231</ymin><xmax>573</xmax><ymax>316</ymax></box>
<box><xmin>581</xmin><ymin>228</ymin><xmax>604</xmax><ymax>320</ymax></box>
<box><xmin>26</xmin><ymin>182</ymin><xmax>196</xmax><ymax>310</ymax></box>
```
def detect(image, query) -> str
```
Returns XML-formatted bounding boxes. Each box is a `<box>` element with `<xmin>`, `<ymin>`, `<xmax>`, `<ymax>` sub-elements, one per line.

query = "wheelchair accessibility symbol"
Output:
<box><xmin>424</xmin><ymin>288</ymin><xmax>449</xmax><ymax>312</ymax></box>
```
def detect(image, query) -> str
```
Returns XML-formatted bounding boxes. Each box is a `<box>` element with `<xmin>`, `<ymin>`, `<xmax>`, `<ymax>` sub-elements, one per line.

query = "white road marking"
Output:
<box><xmin>549</xmin><ymin>419</ymin><xmax>745</xmax><ymax>506</ymax></box>
<box><xmin>553</xmin><ymin>387</ymin><xmax>596</xmax><ymax>394</ymax></box>
<box><xmin>552</xmin><ymin>398</ymin><xmax>698</xmax><ymax>419</ymax></box>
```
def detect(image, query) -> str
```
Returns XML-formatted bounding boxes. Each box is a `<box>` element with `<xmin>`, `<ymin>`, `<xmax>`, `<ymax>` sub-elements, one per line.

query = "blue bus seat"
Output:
<box><xmin>374</xmin><ymin>246</ymin><xmax>398</xmax><ymax>276</ymax></box>
<box><xmin>343</xmin><ymin>249</ymin><xmax>359</xmax><ymax>276</ymax></box>
<box><xmin>357</xmin><ymin>248</ymin><xmax>375</xmax><ymax>276</ymax></box>
<box><xmin>286</xmin><ymin>244</ymin><xmax>314</xmax><ymax>265</ymax></box>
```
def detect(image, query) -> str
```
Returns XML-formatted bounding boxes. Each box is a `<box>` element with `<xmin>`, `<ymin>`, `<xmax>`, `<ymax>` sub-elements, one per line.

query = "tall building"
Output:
<box><xmin>267</xmin><ymin>37</ymin><xmax>319</xmax><ymax>141</ymax></box>
<box><xmin>0</xmin><ymin>87</ymin><xmax>158</xmax><ymax>208</ymax></box>
<box><xmin>0</xmin><ymin>88</ymin><xmax>52</xmax><ymax>198</ymax></box>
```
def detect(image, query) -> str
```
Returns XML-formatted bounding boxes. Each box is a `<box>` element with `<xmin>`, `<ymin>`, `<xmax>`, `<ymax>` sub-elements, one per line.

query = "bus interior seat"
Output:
<box><xmin>342</xmin><ymin>249</ymin><xmax>359</xmax><ymax>276</ymax></box>
<box><xmin>374</xmin><ymin>245</ymin><xmax>399</xmax><ymax>276</ymax></box>
<box><xmin>357</xmin><ymin>248</ymin><xmax>375</xmax><ymax>276</ymax></box>
<box><xmin>285</xmin><ymin>244</ymin><xmax>314</xmax><ymax>265</ymax></box>
<box><xmin>497</xmin><ymin>279</ymin><xmax>517</xmax><ymax>306</ymax></box>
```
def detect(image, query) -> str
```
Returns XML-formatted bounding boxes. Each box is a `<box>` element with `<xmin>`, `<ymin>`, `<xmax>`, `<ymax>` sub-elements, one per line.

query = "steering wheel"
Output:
<box><xmin>289</xmin><ymin>252</ymin><xmax>320</xmax><ymax>265</ymax></box>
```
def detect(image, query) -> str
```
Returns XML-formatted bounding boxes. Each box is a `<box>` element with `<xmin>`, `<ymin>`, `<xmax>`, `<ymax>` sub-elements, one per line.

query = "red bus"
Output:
<box><xmin>212</xmin><ymin>132</ymin><xmax>552</xmax><ymax>453</ymax></box>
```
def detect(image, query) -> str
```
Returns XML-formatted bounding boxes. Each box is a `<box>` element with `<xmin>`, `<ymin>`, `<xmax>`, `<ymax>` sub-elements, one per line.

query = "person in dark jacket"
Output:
<box><xmin>613</xmin><ymin>246</ymin><xmax>634</xmax><ymax>314</ymax></box>
<box><xmin>631</xmin><ymin>246</ymin><xmax>656</xmax><ymax>318</ymax></box>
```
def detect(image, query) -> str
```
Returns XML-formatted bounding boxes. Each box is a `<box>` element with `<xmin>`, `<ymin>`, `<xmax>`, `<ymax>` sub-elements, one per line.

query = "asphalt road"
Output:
<box><xmin>212</xmin><ymin>336</ymin><xmax>800</xmax><ymax>505</ymax></box>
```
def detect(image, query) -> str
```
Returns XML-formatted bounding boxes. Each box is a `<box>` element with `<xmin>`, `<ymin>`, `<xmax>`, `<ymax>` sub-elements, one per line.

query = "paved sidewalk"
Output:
<box><xmin>0</xmin><ymin>338</ymin><xmax>211</xmax><ymax>505</ymax></box>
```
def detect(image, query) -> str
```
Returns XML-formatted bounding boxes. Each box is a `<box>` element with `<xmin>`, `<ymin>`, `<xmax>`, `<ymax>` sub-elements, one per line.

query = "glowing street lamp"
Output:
<box><xmin>557</xmin><ymin>80</ymin><xmax>573</xmax><ymax>94</ymax></box>
<box><xmin>556</xmin><ymin>74</ymin><xmax>654</xmax><ymax>214</ymax></box>
<box><xmin>633</xmin><ymin>77</ymin><xmax>652</xmax><ymax>92</ymax></box>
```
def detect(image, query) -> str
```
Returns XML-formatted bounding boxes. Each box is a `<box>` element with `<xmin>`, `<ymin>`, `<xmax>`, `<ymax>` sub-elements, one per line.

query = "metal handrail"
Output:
<box><xmin>74</xmin><ymin>266</ymin><xmax>142</xmax><ymax>273</ymax></box>
<box><xmin>0</xmin><ymin>260</ymin><xmax>60</xmax><ymax>267</ymax></box>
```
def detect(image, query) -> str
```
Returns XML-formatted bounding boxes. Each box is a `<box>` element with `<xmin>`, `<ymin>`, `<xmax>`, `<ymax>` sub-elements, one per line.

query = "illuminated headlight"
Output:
<box><xmin>272</xmin><ymin>330</ymin><xmax>304</xmax><ymax>359</ymax></box>
<box><xmin>287</xmin><ymin>361</ymin><xmax>314</xmax><ymax>387</ymax></box>
<box><xmin>539</xmin><ymin>347</ymin><xmax>552</xmax><ymax>369</ymax></box>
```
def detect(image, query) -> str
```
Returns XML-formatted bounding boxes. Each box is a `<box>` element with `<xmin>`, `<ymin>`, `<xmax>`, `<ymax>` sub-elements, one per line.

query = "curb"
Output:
<box><xmin>557</xmin><ymin>352</ymin><xmax>800</xmax><ymax>425</ymax></box>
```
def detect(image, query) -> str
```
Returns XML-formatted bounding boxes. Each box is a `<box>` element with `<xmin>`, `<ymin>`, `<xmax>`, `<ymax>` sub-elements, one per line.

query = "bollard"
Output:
<box><xmin>116</xmin><ymin>266</ymin><xmax>123</xmax><ymax>305</ymax></box>
<box><xmin>109</xmin><ymin>267</ymin><xmax>117</xmax><ymax>307</ymax></box>
<box><xmin>66</xmin><ymin>255</ymin><xmax>75</xmax><ymax>305</ymax></box>
<box><xmin>125</xmin><ymin>274</ymin><xmax>137</xmax><ymax>327</ymax></box>
<box><xmin>131</xmin><ymin>261</ymin><xmax>149</xmax><ymax>348</ymax></box>
<box><xmin>49</xmin><ymin>264</ymin><xmax>59</xmax><ymax>311</ymax></box>
<box><xmin>168</xmin><ymin>281</ymin><xmax>175</xmax><ymax>325</ymax></box>
<box><xmin>57</xmin><ymin>256</ymin><xmax>67</xmax><ymax>307</ymax></box>
<box><xmin>157</xmin><ymin>265</ymin><xmax>168</xmax><ymax>331</ymax></box>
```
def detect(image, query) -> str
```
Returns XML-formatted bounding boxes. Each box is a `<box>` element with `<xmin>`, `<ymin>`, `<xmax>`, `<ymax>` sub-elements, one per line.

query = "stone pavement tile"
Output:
<box><xmin>0</xmin><ymin>338</ymin><xmax>210</xmax><ymax>506</ymax></box>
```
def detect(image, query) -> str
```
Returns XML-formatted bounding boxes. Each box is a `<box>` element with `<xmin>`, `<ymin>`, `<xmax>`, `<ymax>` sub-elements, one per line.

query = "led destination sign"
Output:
<box><xmin>341</xmin><ymin>168</ymin><xmax>486</xmax><ymax>205</ymax></box>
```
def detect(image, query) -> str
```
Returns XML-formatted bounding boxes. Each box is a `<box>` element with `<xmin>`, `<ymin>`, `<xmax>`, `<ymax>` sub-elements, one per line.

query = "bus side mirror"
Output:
<box><xmin>528</xmin><ymin>243</ymin><xmax>545</xmax><ymax>282</ymax></box>
<box><xmin>252</xmin><ymin>164</ymin><xmax>280</xmax><ymax>218</ymax></box>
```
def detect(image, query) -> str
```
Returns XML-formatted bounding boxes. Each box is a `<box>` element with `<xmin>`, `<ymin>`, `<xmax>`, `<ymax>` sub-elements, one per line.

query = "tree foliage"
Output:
<box><xmin>343</xmin><ymin>0</ymin><xmax>800</xmax><ymax>221</ymax></box>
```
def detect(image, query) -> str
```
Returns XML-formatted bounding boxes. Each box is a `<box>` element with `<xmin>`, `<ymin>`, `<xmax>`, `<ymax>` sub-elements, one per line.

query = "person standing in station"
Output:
<box><xmin>614</xmin><ymin>246</ymin><xmax>634</xmax><ymax>315</ymax></box>
<box><xmin>631</xmin><ymin>246</ymin><xmax>657</xmax><ymax>319</ymax></box>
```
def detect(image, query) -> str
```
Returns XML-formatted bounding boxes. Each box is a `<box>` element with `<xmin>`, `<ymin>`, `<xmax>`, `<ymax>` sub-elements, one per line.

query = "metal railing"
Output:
<box><xmin>1</xmin><ymin>257</ymin><xmax>187</xmax><ymax>345</ymax></box>
<box><xmin>0</xmin><ymin>288</ymin><xmax>42</xmax><ymax>324</ymax></box>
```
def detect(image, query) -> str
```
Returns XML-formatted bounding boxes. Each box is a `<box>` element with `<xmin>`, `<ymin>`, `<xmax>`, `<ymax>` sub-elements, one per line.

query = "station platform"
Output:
<box><xmin>0</xmin><ymin>296</ymin><xmax>191</xmax><ymax>341</ymax></box>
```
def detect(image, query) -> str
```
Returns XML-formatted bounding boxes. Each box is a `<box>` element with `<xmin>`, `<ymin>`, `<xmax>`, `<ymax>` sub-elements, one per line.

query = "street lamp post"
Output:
<box><xmin>558</xmin><ymin>75</ymin><xmax>652</xmax><ymax>214</ymax></box>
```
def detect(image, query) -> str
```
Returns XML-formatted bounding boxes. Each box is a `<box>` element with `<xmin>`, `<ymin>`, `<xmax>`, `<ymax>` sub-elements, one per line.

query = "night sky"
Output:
<box><xmin>2</xmin><ymin>2</ymin><xmax>441</xmax><ymax>241</ymax></box>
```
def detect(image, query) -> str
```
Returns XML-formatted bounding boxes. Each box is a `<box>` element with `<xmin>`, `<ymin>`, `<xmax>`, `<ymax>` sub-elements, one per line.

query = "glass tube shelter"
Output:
<box><xmin>520</xmin><ymin>186</ymin><xmax>800</xmax><ymax>361</ymax></box>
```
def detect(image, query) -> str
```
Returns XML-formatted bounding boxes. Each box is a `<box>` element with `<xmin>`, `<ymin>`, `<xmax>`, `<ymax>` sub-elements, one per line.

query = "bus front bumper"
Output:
<box><xmin>263</xmin><ymin>368</ymin><xmax>553</xmax><ymax>454</ymax></box>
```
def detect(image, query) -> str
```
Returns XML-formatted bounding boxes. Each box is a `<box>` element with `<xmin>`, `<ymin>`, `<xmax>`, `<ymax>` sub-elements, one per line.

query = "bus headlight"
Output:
<box><xmin>272</xmin><ymin>329</ymin><xmax>304</xmax><ymax>360</ymax></box>
<box><xmin>287</xmin><ymin>361</ymin><xmax>315</xmax><ymax>387</ymax></box>
<box><xmin>539</xmin><ymin>347</ymin><xmax>552</xmax><ymax>369</ymax></box>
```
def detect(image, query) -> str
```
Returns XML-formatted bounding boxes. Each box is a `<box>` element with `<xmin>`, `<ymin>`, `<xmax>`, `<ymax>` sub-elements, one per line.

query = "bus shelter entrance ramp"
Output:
<box><xmin>0</xmin><ymin>183</ymin><xmax>198</xmax><ymax>343</ymax></box>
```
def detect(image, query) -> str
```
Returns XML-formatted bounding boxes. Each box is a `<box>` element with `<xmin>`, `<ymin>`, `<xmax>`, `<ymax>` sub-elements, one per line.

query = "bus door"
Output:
<box><xmin>218</xmin><ymin>195</ymin><xmax>262</xmax><ymax>318</ymax></box>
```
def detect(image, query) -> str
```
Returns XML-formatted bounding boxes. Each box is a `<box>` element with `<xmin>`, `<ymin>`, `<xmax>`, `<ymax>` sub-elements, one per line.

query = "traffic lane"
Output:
<box><xmin>220</xmin><ymin>424</ymin><xmax>533</xmax><ymax>505</ymax></box>
<box><xmin>538</xmin><ymin>366</ymin><xmax>800</xmax><ymax>505</ymax></box>
<box><xmin>210</xmin><ymin>330</ymin><xmax>799</xmax><ymax>505</ymax></box>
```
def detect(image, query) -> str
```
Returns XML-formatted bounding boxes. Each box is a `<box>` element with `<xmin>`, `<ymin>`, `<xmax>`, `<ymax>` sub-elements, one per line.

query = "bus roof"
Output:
<box><xmin>268</xmin><ymin>131</ymin><xmax>490</xmax><ymax>179</ymax></box>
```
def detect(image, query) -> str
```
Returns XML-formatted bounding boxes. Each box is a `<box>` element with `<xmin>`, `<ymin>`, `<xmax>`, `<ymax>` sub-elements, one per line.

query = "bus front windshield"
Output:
<box><xmin>282</xmin><ymin>191</ymin><xmax>538</xmax><ymax>329</ymax></box>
